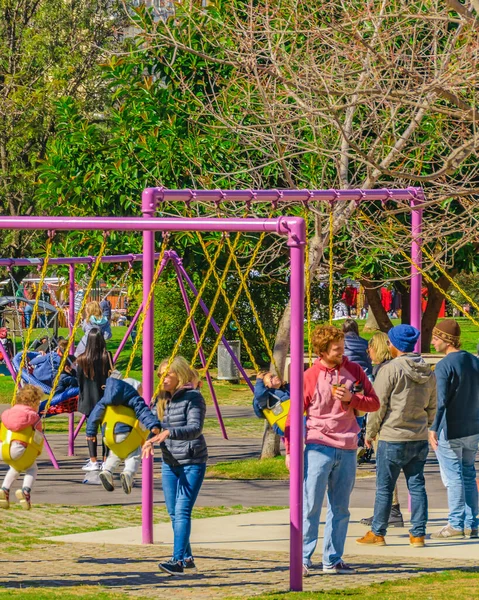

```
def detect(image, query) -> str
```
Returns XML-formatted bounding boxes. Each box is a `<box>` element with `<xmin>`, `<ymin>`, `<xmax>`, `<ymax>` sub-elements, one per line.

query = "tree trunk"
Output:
<box><xmin>420</xmin><ymin>272</ymin><xmax>456</xmax><ymax>352</ymax></box>
<box><xmin>260</xmin><ymin>420</ymin><xmax>281</xmax><ymax>459</ymax></box>
<box><xmin>361</xmin><ymin>281</ymin><xmax>393</xmax><ymax>332</ymax></box>
<box><xmin>395</xmin><ymin>282</ymin><xmax>410</xmax><ymax>325</ymax></box>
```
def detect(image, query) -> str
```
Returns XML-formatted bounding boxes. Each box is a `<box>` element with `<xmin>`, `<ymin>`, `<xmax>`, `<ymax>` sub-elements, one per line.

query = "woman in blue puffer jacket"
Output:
<box><xmin>142</xmin><ymin>356</ymin><xmax>207</xmax><ymax>577</ymax></box>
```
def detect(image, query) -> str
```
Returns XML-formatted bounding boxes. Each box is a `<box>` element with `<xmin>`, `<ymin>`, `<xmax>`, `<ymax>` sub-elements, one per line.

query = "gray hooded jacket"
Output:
<box><xmin>367</xmin><ymin>353</ymin><xmax>436</xmax><ymax>442</ymax></box>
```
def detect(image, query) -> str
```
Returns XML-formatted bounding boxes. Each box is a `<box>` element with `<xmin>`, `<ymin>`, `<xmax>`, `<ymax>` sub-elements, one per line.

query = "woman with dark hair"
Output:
<box><xmin>76</xmin><ymin>328</ymin><xmax>112</xmax><ymax>472</ymax></box>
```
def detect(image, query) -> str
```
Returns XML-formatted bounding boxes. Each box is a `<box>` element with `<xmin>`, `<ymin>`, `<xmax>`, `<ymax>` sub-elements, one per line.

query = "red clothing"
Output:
<box><xmin>342</xmin><ymin>286</ymin><xmax>358</xmax><ymax>308</ymax></box>
<box><xmin>284</xmin><ymin>357</ymin><xmax>379</xmax><ymax>453</ymax></box>
<box><xmin>381</xmin><ymin>288</ymin><xmax>393</xmax><ymax>312</ymax></box>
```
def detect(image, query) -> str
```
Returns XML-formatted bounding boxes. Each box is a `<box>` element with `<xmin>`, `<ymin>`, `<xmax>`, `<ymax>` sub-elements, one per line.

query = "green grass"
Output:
<box><xmin>206</xmin><ymin>456</ymin><xmax>375</xmax><ymax>481</ymax></box>
<box><xmin>0</xmin><ymin>589</ymin><xmax>140</xmax><ymax>600</ymax></box>
<box><xmin>0</xmin><ymin>503</ymin><xmax>285</xmax><ymax>554</ymax></box>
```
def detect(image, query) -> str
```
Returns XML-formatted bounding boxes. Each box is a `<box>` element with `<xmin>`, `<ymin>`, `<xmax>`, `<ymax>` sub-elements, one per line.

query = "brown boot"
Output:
<box><xmin>409</xmin><ymin>534</ymin><xmax>425</xmax><ymax>547</ymax></box>
<box><xmin>356</xmin><ymin>530</ymin><xmax>386</xmax><ymax>546</ymax></box>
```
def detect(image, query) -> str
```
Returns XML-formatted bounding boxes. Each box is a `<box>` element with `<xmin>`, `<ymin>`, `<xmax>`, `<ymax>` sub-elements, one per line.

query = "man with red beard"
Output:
<box><xmin>285</xmin><ymin>325</ymin><xmax>379</xmax><ymax>576</ymax></box>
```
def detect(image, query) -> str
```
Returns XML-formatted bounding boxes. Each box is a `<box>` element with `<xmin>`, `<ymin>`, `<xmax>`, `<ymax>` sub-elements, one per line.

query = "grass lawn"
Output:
<box><xmin>1</xmin><ymin>503</ymin><xmax>285</xmax><ymax>554</ymax></box>
<box><xmin>205</xmin><ymin>456</ymin><xmax>375</xmax><ymax>480</ymax></box>
<box><xmin>245</xmin><ymin>570</ymin><xmax>479</xmax><ymax>599</ymax></box>
<box><xmin>0</xmin><ymin>589</ymin><xmax>140</xmax><ymax>600</ymax></box>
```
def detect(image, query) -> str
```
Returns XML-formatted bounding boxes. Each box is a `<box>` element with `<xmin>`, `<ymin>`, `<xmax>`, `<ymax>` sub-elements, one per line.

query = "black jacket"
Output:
<box><xmin>155</xmin><ymin>385</ymin><xmax>208</xmax><ymax>467</ymax></box>
<box><xmin>77</xmin><ymin>353</ymin><xmax>111</xmax><ymax>417</ymax></box>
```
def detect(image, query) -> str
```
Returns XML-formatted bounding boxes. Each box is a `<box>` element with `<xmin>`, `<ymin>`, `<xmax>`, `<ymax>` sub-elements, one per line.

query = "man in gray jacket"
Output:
<box><xmin>357</xmin><ymin>324</ymin><xmax>436</xmax><ymax>548</ymax></box>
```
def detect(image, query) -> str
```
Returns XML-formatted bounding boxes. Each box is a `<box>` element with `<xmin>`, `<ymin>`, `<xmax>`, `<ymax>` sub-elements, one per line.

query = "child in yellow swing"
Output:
<box><xmin>86</xmin><ymin>377</ymin><xmax>161</xmax><ymax>494</ymax></box>
<box><xmin>0</xmin><ymin>385</ymin><xmax>44</xmax><ymax>510</ymax></box>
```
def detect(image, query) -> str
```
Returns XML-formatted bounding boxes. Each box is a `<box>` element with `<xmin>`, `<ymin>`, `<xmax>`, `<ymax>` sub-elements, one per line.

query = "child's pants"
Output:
<box><xmin>103</xmin><ymin>433</ymin><xmax>141</xmax><ymax>478</ymax></box>
<box><xmin>2</xmin><ymin>442</ymin><xmax>38</xmax><ymax>491</ymax></box>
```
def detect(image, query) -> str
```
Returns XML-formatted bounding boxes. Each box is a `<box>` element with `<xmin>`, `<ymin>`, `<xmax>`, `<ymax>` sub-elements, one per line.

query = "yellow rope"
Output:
<box><xmin>304</xmin><ymin>207</ymin><xmax>313</xmax><ymax>366</ymax></box>
<box><xmin>12</xmin><ymin>237</ymin><xmax>53</xmax><ymax>404</ymax></box>
<box><xmin>200</xmin><ymin>230</ymin><xmax>271</xmax><ymax>377</ymax></box>
<box><xmin>193</xmin><ymin>231</ymin><xmax>260</xmax><ymax>372</ymax></box>
<box><xmin>43</xmin><ymin>236</ymin><xmax>108</xmax><ymax>418</ymax></box>
<box><xmin>124</xmin><ymin>235</ymin><xmax>170</xmax><ymax>379</ymax></box>
<box><xmin>153</xmin><ymin>235</ymin><xmax>226</xmax><ymax>399</ymax></box>
<box><xmin>328</xmin><ymin>207</ymin><xmax>334</xmax><ymax>326</ymax></box>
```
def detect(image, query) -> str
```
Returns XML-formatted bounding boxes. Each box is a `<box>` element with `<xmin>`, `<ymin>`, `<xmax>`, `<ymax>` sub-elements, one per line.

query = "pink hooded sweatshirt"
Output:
<box><xmin>1</xmin><ymin>404</ymin><xmax>42</xmax><ymax>433</ymax></box>
<box><xmin>285</xmin><ymin>356</ymin><xmax>379</xmax><ymax>453</ymax></box>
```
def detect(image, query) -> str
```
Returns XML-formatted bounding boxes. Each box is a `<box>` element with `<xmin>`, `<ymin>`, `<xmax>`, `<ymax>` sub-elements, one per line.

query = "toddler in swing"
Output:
<box><xmin>86</xmin><ymin>377</ymin><xmax>161</xmax><ymax>494</ymax></box>
<box><xmin>0</xmin><ymin>385</ymin><xmax>43</xmax><ymax>510</ymax></box>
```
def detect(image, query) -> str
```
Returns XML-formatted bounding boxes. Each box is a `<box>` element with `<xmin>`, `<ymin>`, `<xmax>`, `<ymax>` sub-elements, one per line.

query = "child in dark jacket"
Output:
<box><xmin>86</xmin><ymin>377</ymin><xmax>160</xmax><ymax>494</ymax></box>
<box><xmin>253</xmin><ymin>371</ymin><xmax>290</xmax><ymax>436</ymax></box>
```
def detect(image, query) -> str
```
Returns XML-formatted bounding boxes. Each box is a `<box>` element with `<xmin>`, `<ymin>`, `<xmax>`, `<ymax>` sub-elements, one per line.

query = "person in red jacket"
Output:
<box><xmin>285</xmin><ymin>325</ymin><xmax>379</xmax><ymax>576</ymax></box>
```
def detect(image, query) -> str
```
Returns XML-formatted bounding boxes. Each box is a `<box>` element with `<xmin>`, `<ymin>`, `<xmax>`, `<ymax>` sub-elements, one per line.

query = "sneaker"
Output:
<box><xmin>184</xmin><ymin>558</ymin><xmax>197</xmax><ymax>572</ymax></box>
<box><xmin>356</xmin><ymin>531</ymin><xmax>386</xmax><ymax>546</ymax></box>
<box><xmin>409</xmin><ymin>534</ymin><xmax>425</xmax><ymax>547</ymax></box>
<box><xmin>82</xmin><ymin>460</ymin><xmax>101</xmax><ymax>472</ymax></box>
<box><xmin>120</xmin><ymin>472</ymin><xmax>133</xmax><ymax>495</ymax></box>
<box><xmin>430</xmin><ymin>524</ymin><xmax>464</xmax><ymax>539</ymax></box>
<box><xmin>465</xmin><ymin>528</ymin><xmax>479</xmax><ymax>539</ymax></box>
<box><xmin>302</xmin><ymin>564</ymin><xmax>310</xmax><ymax>577</ymax></box>
<box><xmin>158</xmin><ymin>560</ymin><xmax>185</xmax><ymax>576</ymax></box>
<box><xmin>0</xmin><ymin>488</ymin><xmax>10</xmax><ymax>509</ymax></box>
<box><xmin>99</xmin><ymin>470</ymin><xmax>115</xmax><ymax>492</ymax></box>
<box><xmin>360</xmin><ymin>505</ymin><xmax>404</xmax><ymax>528</ymax></box>
<box><xmin>15</xmin><ymin>488</ymin><xmax>31</xmax><ymax>510</ymax></box>
<box><xmin>323</xmin><ymin>561</ymin><xmax>356</xmax><ymax>574</ymax></box>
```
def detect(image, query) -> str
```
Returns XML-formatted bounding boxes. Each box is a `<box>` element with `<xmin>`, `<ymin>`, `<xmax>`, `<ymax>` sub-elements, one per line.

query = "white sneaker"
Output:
<box><xmin>82</xmin><ymin>460</ymin><xmax>101</xmax><ymax>472</ymax></box>
<box><xmin>323</xmin><ymin>561</ymin><xmax>356</xmax><ymax>574</ymax></box>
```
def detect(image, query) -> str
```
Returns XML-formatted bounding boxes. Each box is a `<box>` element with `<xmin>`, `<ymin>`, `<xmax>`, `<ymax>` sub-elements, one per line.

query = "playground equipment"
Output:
<box><xmin>0</xmin><ymin>186</ymin><xmax>431</xmax><ymax>593</ymax></box>
<box><xmin>0</xmin><ymin>423</ymin><xmax>44</xmax><ymax>472</ymax></box>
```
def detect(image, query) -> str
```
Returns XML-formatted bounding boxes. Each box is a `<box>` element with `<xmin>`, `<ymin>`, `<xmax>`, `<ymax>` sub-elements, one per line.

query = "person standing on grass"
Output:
<box><xmin>429</xmin><ymin>319</ymin><xmax>479</xmax><ymax>540</ymax></box>
<box><xmin>284</xmin><ymin>325</ymin><xmax>380</xmax><ymax>576</ymax></box>
<box><xmin>357</xmin><ymin>325</ymin><xmax>436</xmax><ymax>549</ymax></box>
<box><xmin>142</xmin><ymin>356</ymin><xmax>207</xmax><ymax>576</ymax></box>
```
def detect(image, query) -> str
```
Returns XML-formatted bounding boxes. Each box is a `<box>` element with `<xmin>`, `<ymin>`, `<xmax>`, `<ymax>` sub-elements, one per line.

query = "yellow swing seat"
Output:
<box><xmin>0</xmin><ymin>423</ymin><xmax>44</xmax><ymax>472</ymax></box>
<box><xmin>102</xmin><ymin>405</ymin><xmax>149</xmax><ymax>460</ymax></box>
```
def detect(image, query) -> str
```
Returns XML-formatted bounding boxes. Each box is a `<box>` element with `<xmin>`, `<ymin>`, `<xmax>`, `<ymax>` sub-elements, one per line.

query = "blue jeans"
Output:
<box><xmin>372</xmin><ymin>440</ymin><xmax>428</xmax><ymax>537</ymax></box>
<box><xmin>161</xmin><ymin>462</ymin><xmax>206</xmax><ymax>562</ymax></box>
<box><xmin>303</xmin><ymin>444</ymin><xmax>356</xmax><ymax>568</ymax></box>
<box><xmin>436</xmin><ymin>432</ymin><xmax>479</xmax><ymax>530</ymax></box>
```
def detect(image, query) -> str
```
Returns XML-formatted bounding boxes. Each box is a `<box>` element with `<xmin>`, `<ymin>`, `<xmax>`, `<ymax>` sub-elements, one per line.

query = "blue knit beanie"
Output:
<box><xmin>388</xmin><ymin>324</ymin><xmax>420</xmax><ymax>353</ymax></box>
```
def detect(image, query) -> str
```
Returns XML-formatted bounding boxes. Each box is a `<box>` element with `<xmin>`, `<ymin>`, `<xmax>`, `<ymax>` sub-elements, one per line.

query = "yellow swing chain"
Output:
<box><xmin>304</xmin><ymin>206</ymin><xmax>313</xmax><ymax>367</ymax></box>
<box><xmin>42</xmin><ymin>236</ymin><xmax>108</xmax><ymax>419</ymax></box>
<box><xmin>328</xmin><ymin>206</ymin><xmax>335</xmax><ymax>326</ymax></box>
<box><xmin>12</xmin><ymin>236</ymin><xmax>53</xmax><ymax>405</ymax></box>
<box><xmin>153</xmin><ymin>234</ymin><xmax>226</xmax><ymax>398</ymax></box>
<box><xmin>124</xmin><ymin>234</ymin><xmax>170</xmax><ymax>379</ymax></box>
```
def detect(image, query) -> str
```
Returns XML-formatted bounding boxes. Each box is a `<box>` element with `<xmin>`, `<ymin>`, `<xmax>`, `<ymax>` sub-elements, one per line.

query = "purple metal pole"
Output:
<box><xmin>68</xmin><ymin>264</ymin><xmax>75</xmax><ymax>456</ymax></box>
<box><xmin>410</xmin><ymin>198</ymin><xmax>423</xmax><ymax>352</ymax></box>
<box><xmin>142</xmin><ymin>189</ymin><xmax>156</xmax><ymax>544</ymax></box>
<box><xmin>0</xmin><ymin>342</ymin><xmax>17</xmax><ymax>380</ymax></box>
<box><xmin>42</xmin><ymin>435</ymin><xmax>60</xmax><ymax>470</ymax></box>
<box><xmin>112</xmin><ymin>302</ymin><xmax>144</xmax><ymax>364</ymax></box>
<box><xmin>174</xmin><ymin>257</ymin><xmax>254</xmax><ymax>392</ymax></box>
<box><xmin>73</xmin><ymin>414</ymin><xmax>86</xmax><ymax>439</ymax></box>
<box><xmin>173</xmin><ymin>262</ymin><xmax>228</xmax><ymax>440</ymax></box>
<box><xmin>288</xmin><ymin>220</ymin><xmax>306</xmax><ymax>592</ymax></box>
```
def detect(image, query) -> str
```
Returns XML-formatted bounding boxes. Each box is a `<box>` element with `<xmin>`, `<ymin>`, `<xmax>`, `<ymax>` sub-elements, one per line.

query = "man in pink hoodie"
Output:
<box><xmin>285</xmin><ymin>325</ymin><xmax>379</xmax><ymax>575</ymax></box>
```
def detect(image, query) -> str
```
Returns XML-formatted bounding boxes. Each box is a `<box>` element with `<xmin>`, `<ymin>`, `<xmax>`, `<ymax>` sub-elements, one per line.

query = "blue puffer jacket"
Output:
<box><xmin>343</xmin><ymin>333</ymin><xmax>372</xmax><ymax>376</ymax></box>
<box><xmin>29</xmin><ymin>351</ymin><xmax>61</xmax><ymax>386</ymax></box>
<box><xmin>153</xmin><ymin>385</ymin><xmax>207</xmax><ymax>467</ymax></box>
<box><xmin>86</xmin><ymin>378</ymin><xmax>161</xmax><ymax>437</ymax></box>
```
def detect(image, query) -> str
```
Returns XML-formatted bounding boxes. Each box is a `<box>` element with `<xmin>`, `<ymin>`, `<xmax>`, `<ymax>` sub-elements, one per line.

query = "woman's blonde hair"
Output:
<box><xmin>368</xmin><ymin>331</ymin><xmax>391</xmax><ymax>364</ymax></box>
<box><xmin>15</xmin><ymin>384</ymin><xmax>43</xmax><ymax>409</ymax></box>
<box><xmin>155</xmin><ymin>356</ymin><xmax>199</xmax><ymax>419</ymax></box>
<box><xmin>84</xmin><ymin>301</ymin><xmax>102</xmax><ymax>320</ymax></box>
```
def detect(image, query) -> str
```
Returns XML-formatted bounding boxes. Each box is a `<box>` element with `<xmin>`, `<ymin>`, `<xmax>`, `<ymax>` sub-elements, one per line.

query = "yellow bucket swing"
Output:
<box><xmin>0</xmin><ymin>423</ymin><xmax>44</xmax><ymax>472</ymax></box>
<box><xmin>102</xmin><ymin>405</ymin><xmax>149</xmax><ymax>460</ymax></box>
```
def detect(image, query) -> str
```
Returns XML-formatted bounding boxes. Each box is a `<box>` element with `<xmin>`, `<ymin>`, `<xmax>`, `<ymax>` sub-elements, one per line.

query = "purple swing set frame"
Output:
<box><xmin>0</xmin><ymin>185</ymin><xmax>424</xmax><ymax>592</ymax></box>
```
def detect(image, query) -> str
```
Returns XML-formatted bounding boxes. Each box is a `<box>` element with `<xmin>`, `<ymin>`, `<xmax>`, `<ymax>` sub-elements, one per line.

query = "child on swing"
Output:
<box><xmin>86</xmin><ymin>377</ymin><xmax>161</xmax><ymax>494</ymax></box>
<box><xmin>0</xmin><ymin>385</ymin><xmax>43</xmax><ymax>510</ymax></box>
<box><xmin>253</xmin><ymin>371</ymin><xmax>290</xmax><ymax>435</ymax></box>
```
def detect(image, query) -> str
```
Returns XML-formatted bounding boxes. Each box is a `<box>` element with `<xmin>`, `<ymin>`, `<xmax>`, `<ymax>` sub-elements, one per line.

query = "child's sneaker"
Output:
<box><xmin>120</xmin><ymin>471</ymin><xmax>133</xmax><ymax>495</ymax></box>
<box><xmin>99</xmin><ymin>470</ymin><xmax>115</xmax><ymax>492</ymax></box>
<box><xmin>15</xmin><ymin>488</ymin><xmax>31</xmax><ymax>510</ymax></box>
<box><xmin>0</xmin><ymin>488</ymin><xmax>10</xmax><ymax>509</ymax></box>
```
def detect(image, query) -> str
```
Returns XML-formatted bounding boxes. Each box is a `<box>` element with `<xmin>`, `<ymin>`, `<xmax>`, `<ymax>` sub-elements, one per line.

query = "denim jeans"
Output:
<box><xmin>161</xmin><ymin>462</ymin><xmax>206</xmax><ymax>562</ymax></box>
<box><xmin>372</xmin><ymin>440</ymin><xmax>428</xmax><ymax>537</ymax></box>
<box><xmin>436</xmin><ymin>432</ymin><xmax>479</xmax><ymax>531</ymax></box>
<box><xmin>303</xmin><ymin>443</ymin><xmax>356</xmax><ymax>568</ymax></box>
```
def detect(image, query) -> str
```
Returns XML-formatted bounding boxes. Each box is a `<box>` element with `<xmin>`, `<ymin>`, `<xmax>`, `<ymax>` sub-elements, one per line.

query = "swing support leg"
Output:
<box><xmin>43</xmin><ymin>435</ymin><xmax>59</xmax><ymax>470</ymax></box>
<box><xmin>68</xmin><ymin>413</ymin><xmax>75</xmax><ymax>456</ymax></box>
<box><xmin>0</xmin><ymin>342</ymin><xmax>16</xmax><ymax>380</ymax></box>
<box><xmin>113</xmin><ymin>302</ymin><xmax>143</xmax><ymax>364</ymax></box>
<box><xmin>173</xmin><ymin>261</ymin><xmax>228</xmax><ymax>440</ymax></box>
<box><xmin>74</xmin><ymin>414</ymin><xmax>86</xmax><ymax>439</ymax></box>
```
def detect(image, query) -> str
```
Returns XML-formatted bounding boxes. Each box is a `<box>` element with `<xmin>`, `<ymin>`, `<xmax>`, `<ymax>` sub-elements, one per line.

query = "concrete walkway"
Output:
<box><xmin>46</xmin><ymin>507</ymin><xmax>479</xmax><ymax>562</ymax></box>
